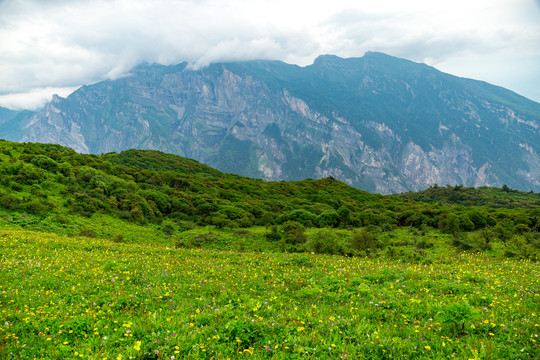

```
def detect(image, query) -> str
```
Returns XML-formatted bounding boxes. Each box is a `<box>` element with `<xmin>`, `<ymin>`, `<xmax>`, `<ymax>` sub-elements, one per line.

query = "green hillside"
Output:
<box><xmin>1</xmin><ymin>140</ymin><xmax>540</xmax><ymax>359</ymax></box>
<box><xmin>399</xmin><ymin>184</ymin><xmax>540</xmax><ymax>209</ymax></box>
<box><xmin>0</xmin><ymin>139</ymin><xmax>538</xmax><ymax>258</ymax></box>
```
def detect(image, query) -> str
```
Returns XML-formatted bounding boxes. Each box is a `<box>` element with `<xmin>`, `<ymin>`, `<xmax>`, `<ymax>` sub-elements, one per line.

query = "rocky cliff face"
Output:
<box><xmin>5</xmin><ymin>52</ymin><xmax>540</xmax><ymax>193</ymax></box>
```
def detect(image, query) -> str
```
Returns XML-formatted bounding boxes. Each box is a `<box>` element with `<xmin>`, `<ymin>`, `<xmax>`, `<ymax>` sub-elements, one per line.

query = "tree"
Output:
<box><xmin>493</xmin><ymin>222</ymin><xmax>514</xmax><ymax>244</ymax></box>
<box><xmin>317</xmin><ymin>210</ymin><xmax>339</xmax><ymax>227</ymax></box>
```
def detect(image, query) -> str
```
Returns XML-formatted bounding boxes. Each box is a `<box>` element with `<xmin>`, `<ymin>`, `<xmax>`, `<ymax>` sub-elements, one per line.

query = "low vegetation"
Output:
<box><xmin>1</xmin><ymin>229</ymin><xmax>539</xmax><ymax>359</ymax></box>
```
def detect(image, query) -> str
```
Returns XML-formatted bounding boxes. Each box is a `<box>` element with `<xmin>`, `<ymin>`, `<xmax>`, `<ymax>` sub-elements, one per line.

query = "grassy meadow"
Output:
<box><xmin>1</xmin><ymin>227</ymin><xmax>539</xmax><ymax>359</ymax></box>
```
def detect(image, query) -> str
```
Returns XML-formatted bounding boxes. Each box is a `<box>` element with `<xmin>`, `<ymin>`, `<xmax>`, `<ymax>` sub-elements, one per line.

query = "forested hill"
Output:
<box><xmin>0</xmin><ymin>140</ymin><xmax>538</xmax><ymax>238</ymax></box>
<box><xmin>398</xmin><ymin>185</ymin><xmax>540</xmax><ymax>209</ymax></box>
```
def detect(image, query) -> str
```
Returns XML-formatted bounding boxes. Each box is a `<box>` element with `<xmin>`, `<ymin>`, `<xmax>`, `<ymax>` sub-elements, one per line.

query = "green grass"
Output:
<box><xmin>1</xmin><ymin>228</ymin><xmax>539</xmax><ymax>359</ymax></box>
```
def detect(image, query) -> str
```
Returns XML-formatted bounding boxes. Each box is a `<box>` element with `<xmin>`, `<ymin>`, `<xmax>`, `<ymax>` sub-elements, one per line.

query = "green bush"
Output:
<box><xmin>16</xmin><ymin>164</ymin><xmax>44</xmax><ymax>184</ymax></box>
<box><xmin>79</xmin><ymin>229</ymin><xmax>97</xmax><ymax>238</ymax></box>
<box><xmin>306</xmin><ymin>229</ymin><xmax>344</xmax><ymax>255</ymax></box>
<box><xmin>71</xmin><ymin>193</ymin><xmax>98</xmax><ymax>217</ymax></box>
<box><xmin>31</xmin><ymin>155</ymin><xmax>58</xmax><ymax>172</ymax></box>
<box><xmin>436</xmin><ymin>301</ymin><xmax>479</xmax><ymax>337</ymax></box>
<box><xmin>0</xmin><ymin>193</ymin><xmax>20</xmax><ymax>210</ymax></box>
<box><xmin>9</xmin><ymin>181</ymin><xmax>23</xmax><ymax>192</ymax></box>
<box><xmin>316</xmin><ymin>210</ymin><xmax>339</xmax><ymax>227</ymax></box>
<box><xmin>349</xmin><ymin>229</ymin><xmax>378</xmax><ymax>251</ymax></box>
<box><xmin>281</xmin><ymin>221</ymin><xmax>307</xmax><ymax>245</ymax></box>
<box><xmin>282</xmin><ymin>209</ymin><xmax>317</xmax><ymax>227</ymax></box>
<box><xmin>265</xmin><ymin>225</ymin><xmax>282</xmax><ymax>241</ymax></box>
<box><xmin>23</xmin><ymin>198</ymin><xmax>53</xmax><ymax>216</ymax></box>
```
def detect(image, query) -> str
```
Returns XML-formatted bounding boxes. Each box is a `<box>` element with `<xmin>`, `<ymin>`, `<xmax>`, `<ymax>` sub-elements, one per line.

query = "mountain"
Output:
<box><xmin>0</xmin><ymin>106</ymin><xmax>19</xmax><ymax>123</ymax></box>
<box><xmin>2</xmin><ymin>52</ymin><xmax>539</xmax><ymax>193</ymax></box>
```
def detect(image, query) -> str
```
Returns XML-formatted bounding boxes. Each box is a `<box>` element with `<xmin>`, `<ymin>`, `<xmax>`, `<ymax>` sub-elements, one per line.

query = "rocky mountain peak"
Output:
<box><xmin>2</xmin><ymin>53</ymin><xmax>539</xmax><ymax>193</ymax></box>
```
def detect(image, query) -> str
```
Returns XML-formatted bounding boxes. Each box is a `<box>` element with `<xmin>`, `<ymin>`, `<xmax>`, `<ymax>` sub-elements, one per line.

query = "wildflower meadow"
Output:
<box><xmin>1</xmin><ymin>229</ymin><xmax>539</xmax><ymax>359</ymax></box>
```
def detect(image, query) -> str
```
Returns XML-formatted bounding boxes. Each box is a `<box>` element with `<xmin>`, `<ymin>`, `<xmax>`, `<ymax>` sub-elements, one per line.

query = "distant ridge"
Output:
<box><xmin>1</xmin><ymin>52</ymin><xmax>539</xmax><ymax>193</ymax></box>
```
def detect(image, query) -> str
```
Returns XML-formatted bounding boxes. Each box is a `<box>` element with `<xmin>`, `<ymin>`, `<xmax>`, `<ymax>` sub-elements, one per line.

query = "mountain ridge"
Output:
<box><xmin>1</xmin><ymin>52</ymin><xmax>539</xmax><ymax>193</ymax></box>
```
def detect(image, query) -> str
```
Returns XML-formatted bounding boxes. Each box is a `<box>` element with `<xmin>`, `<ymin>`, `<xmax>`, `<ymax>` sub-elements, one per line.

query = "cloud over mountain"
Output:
<box><xmin>0</xmin><ymin>0</ymin><xmax>539</xmax><ymax>109</ymax></box>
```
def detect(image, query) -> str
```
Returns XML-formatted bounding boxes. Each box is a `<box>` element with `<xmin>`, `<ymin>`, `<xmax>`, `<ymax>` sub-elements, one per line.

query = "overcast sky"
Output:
<box><xmin>1</xmin><ymin>0</ymin><xmax>539</xmax><ymax>110</ymax></box>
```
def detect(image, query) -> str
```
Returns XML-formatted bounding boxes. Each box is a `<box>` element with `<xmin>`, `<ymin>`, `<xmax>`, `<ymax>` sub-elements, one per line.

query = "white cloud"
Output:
<box><xmin>0</xmin><ymin>0</ymin><xmax>539</xmax><ymax>110</ymax></box>
<box><xmin>0</xmin><ymin>87</ymin><xmax>79</xmax><ymax>111</ymax></box>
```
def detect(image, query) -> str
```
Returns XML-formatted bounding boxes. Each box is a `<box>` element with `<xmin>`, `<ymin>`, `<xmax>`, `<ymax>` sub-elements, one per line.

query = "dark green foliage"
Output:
<box><xmin>468</xmin><ymin>210</ymin><xmax>488</xmax><ymax>230</ymax></box>
<box><xmin>162</xmin><ymin>224</ymin><xmax>174</xmax><ymax>236</ymax></box>
<box><xmin>514</xmin><ymin>223</ymin><xmax>531</xmax><ymax>234</ymax></box>
<box><xmin>79</xmin><ymin>229</ymin><xmax>97</xmax><ymax>238</ymax></box>
<box><xmin>350</xmin><ymin>229</ymin><xmax>378</xmax><ymax>251</ymax></box>
<box><xmin>31</xmin><ymin>155</ymin><xmax>58</xmax><ymax>171</ymax></box>
<box><xmin>265</xmin><ymin>225</ymin><xmax>282</xmax><ymax>241</ymax></box>
<box><xmin>280</xmin><ymin>209</ymin><xmax>317</xmax><ymax>227</ymax></box>
<box><xmin>399</xmin><ymin>184</ymin><xmax>540</xmax><ymax>209</ymax></box>
<box><xmin>9</xmin><ymin>181</ymin><xmax>23</xmax><ymax>192</ymax></box>
<box><xmin>493</xmin><ymin>222</ymin><xmax>514</xmax><ymax>244</ymax></box>
<box><xmin>306</xmin><ymin>228</ymin><xmax>344</xmax><ymax>255</ymax></box>
<box><xmin>281</xmin><ymin>221</ymin><xmax>307</xmax><ymax>245</ymax></box>
<box><xmin>457</xmin><ymin>214</ymin><xmax>475</xmax><ymax>232</ymax></box>
<box><xmin>316</xmin><ymin>210</ymin><xmax>339</xmax><ymax>227</ymax></box>
<box><xmin>415</xmin><ymin>239</ymin><xmax>434</xmax><ymax>249</ymax></box>
<box><xmin>16</xmin><ymin>163</ymin><xmax>44</xmax><ymax>184</ymax></box>
<box><xmin>0</xmin><ymin>192</ymin><xmax>19</xmax><ymax>209</ymax></box>
<box><xmin>439</xmin><ymin>214</ymin><xmax>461</xmax><ymax>236</ymax></box>
<box><xmin>70</xmin><ymin>193</ymin><xmax>99</xmax><ymax>217</ymax></box>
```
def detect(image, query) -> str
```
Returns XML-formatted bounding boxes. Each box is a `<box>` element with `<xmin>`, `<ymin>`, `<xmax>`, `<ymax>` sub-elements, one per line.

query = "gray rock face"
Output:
<box><xmin>4</xmin><ymin>52</ymin><xmax>540</xmax><ymax>193</ymax></box>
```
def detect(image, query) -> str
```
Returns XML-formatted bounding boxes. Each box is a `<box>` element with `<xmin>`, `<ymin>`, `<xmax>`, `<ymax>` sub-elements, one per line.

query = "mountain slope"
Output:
<box><xmin>3</xmin><ymin>52</ymin><xmax>539</xmax><ymax>193</ymax></box>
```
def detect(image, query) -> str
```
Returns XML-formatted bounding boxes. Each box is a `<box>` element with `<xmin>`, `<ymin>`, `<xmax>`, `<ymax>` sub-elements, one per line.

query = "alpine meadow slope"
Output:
<box><xmin>2</xmin><ymin>52</ymin><xmax>539</xmax><ymax>193</ymax></box>
<box><xmin>1</xmin><ymin>139</ymin><xmax>540</xmax><ymax>359</ymax></box>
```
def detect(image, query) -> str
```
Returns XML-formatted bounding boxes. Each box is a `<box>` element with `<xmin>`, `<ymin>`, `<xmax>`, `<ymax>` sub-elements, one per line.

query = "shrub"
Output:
<box><xmin>0</xmin><ymin>193</ymin><xmax>19</xmax><ymax>210</ymax></box>
<box><xmin>16</xmin><ymin>164</ymin><xmax>44</xmax><ymax>184</ymax></box>
<box><xmin>281</xmin><ymin>221</ymin><xmax>307</xmax><ymax>245</ymax></box>
<box><xmin>71</xmin><ymin>193</ymin><xmax>98</xmax><ymax>217</ymax></box>
<box><xmin>9</xmin><ymin>181</ymin><xmax>23</xmax><ymax>192</ymax></box>
<box><xmin>439</xmin><ymin>214</ymin><xmax>461</xmax><ymax>236</ymax></box>
<box><xmin>473</xmin><ymin>231</ymin><xmax>492</xmax><ymax>251</ymax></box>
<box><xmin>452</xmin><ymin>235</ymin><xmax>474</xmax><ymax>251</ymax></box>
<box><xmin>493</xmin><ymin>222</ymin><xmax>514</xmax><ymax>244</ymax></box>
<box><xmin>23</xmin><ymin>199</ymin><xmax>52</xmax><ymax>216</ymax></box>
<box><xmin>350</xmin><ymin>229</ymin><xmax>378</xmax><ymax>251</ymax></box>
<box><xmin>58</xmin><ymin>162</ymin><xmax>73</xmax><ymax>177</ymax></box>
<box><xmin>113</xmin><ymin>234</ymin><xmax>125</xmax><ymax>243</ymax></box>
<box><xmin>283</xmin><ymin>209</ymin><xmax>317</xmax><ymax>227</ymax></box>
<box><xmin>162</xmin><ymin>224</ymin><xmax>174</xmax><ymax>236</ymax></box>
<box><xmin>316</xmin><ymin>210</ymin><xmax>339</xmax><ymax>227</ymax></box>
<box><xmin>306</xmin><ymin>229</ymin><xmax>344</xmax><ymax>255</ymax></box>
<box><xmin>436</xmin><ymin>301</ymin><xmax>479</xmax><ymax>337</ymax></box>
<box><xmin>79</xmin><ymin>229</ymin><xmax>97</xmax><ymax>238</ymax></box>
<box><xmin>265</xmin><ymin>225</ymin><xmax>282</xmax><ymax>241</ymax></box>
<box><xmin>415</xmin><ymin>239</ymin><xmax>434</xmax><ymax>249</ymax></box>
<box><xmin>468</xmin><ymin>211</ymin><xmax>488</xmax><ymax>230</ymax></box>
<box><xmin>514</xmin><ymin>223</ymin><xmax>531</xmax><ymax>234</ymax></box>
<box><xmin>458</xmin><ymin>215</ymin><xmax>475</xmax><ymax>232</ymax></box>
<box><xmin>31</xmin><ymin>155</ymin><xmax>58</xmax><ymax>172</ymax></box>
